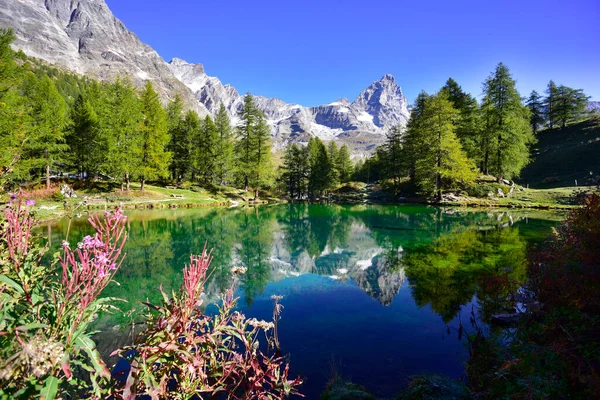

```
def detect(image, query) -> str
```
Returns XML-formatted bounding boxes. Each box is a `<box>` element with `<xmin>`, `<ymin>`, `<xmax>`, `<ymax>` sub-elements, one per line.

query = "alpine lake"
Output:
<box><xmin>41</xmin><ymin>204</ymin><xmax>564</xmax><ymax>398</ymax></box>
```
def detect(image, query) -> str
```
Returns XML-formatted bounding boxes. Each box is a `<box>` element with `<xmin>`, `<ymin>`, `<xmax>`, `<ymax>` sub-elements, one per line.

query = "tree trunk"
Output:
<box><xmin>126</xmin><ymin>171</ymin><xmax>130</xmax><ymax>192</ymax></box>
<box><xmin>46</xmin><ymin>163</ymin><xmax>51</xmax><ymax>190</ymax></box>
<box><xmin>254</xmin><ymin>188</ymin><xmax>259</xmax><ymax>201</ymax></box>
<box><xmin>141</xmin><ymin>175</ymin><xmax>145</xmax><ymax>192</ymax></box>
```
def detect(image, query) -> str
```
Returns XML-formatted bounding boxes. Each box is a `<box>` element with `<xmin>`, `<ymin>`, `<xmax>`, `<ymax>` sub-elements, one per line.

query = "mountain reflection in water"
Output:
<box><xmin>42</xmin><ymin>204</ymin><xmax>561</xmax><ymax>398</ymax></box>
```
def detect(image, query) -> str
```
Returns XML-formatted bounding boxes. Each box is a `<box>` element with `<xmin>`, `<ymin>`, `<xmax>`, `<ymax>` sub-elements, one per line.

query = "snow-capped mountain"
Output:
<box><xmin>0</xmin><ymin>0</ymin><xmax>410</xmax><ymax>155</ymax></box>
<box><xmin>587</xmin><ymin>101</ymin><xmax>600</xmax><ymax>114</ymax></box>
<box><xmin>169</xmin><ymin>58</ymin><xmax>410</xmax><ymax>154</ymax></box>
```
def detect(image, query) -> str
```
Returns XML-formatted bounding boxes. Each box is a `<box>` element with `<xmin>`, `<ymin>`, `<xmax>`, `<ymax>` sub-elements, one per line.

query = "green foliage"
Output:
<box><xmin>526</xmin><ymin>90</ymin><xmax>544</xmax><ymax>135</ymax></box>
<box><xmin>67</xmin><ymin>94</ymin><xmax>103</xmax><ymax>178</ymax></box>
<box><xmin>214</xmin><ymin>103</ymin><xmax>234</xmax><ymax>185</ymax></box>
<box><xmin>481</xmin><ymin>63</ymin><xmax>535</xmax><ymax>180</ymax></box>
<box><xmin>408</xmin><ymin>91</ymin><xmax>477</xmax><ymax>199</ymax></box>
<box><xmin>234</xmin><ymin>94</ymin><xmax>274</xmax><ymax>198</ymax></box>
<box><xmin>441</xmin><ymin>77</ymin><xmax>482</xmax><ymax>162</ymax></box>
<box><xmin>139</xmin><ymin>81</ymin><xmax>170</xmax><ymax>191</ymax></box>
<box><xmin>399</xmin><ymin>374</ymin><xmax>471</xmax><ymax>400</ymax></box>
<box><xmin>103</xmin><ymin>78</ymin><xmax>143</xmax><ymax>189</ymax></box>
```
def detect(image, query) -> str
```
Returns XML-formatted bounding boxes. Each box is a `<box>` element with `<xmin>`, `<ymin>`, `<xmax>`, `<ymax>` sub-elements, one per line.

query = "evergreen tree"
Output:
<box><xmin>0</xmin><ymin>28</ymin><xmax>30</xmax><ymax>183</ymax></box>
<box><xmin>249</xmin><ymin>112</ymin><xmax>274</xmax><ymax>199</ymax></box>
<box><xmin>408</xmin><ymin>91</ymin><xmax>477</xmax><ymax>200</ymax></box>
<box><xmin>544</xmin><ymin>80</ymin><xmax>559</xmax><ymax>129</ymax></box>
<box><xmin>23</xmin><ymin>74</ymin><xmax>69</xmax><ymax>189</ymax></box>
<box><xmin>327</xmin><ymin>141</ymin><xmax>340</xmax><ymax>188</ymax></box>
<box><xmin>67</xmin><ymin>93</ymin><xmax>103</xmax><ymax>178</ymax></box>
<box><xmin>280</xmin><ymin>143</ymin><xmax>309</xmax><ymax>199</ymax></box>
<box><xmin>166</xmin><ymin>95</ymin><xmax>186</xmax><ymax>182</ymax></box>
<box><xmin>382</xmin><ymin>124</ymin><xmax>404</xmax><ymax>185</ymax></box>
<box><xmin>554</xmin><ymin>85</ymin><xmax>590</xmax><ymax>129</ymax></box>
<box><xmin>235</xmin><ymin>94</ymin><xmax>258</xmax><ymax>190</ymax></box>
<box><xmin>307</xmin><ymin>137</ymin><xmax>334</xmax><ymax>198</ymax></box>
<box><xmin>214</xmin><ymin>104</ymin><xmax>234</xmax><ymax>185</ymax></box>
<box><xmin>481</xmin><ymin>63</ymin><xmax>535</xmax><ymax>181</ymax></box>
<box><xmin>139</xmin><ymin>81</ymin><xmax>170</xmax><ymax>192</ymax></box>
<box><xmin>441</xmin><ymin>78</ymin><xmax>482</xmax><ymax>162</ymax></box>
<box><xmin>526</xmin><ymin>90</ymin><xmax>544</xmax><ymax>135</ymax></box>
<box><xmin>181</xmin><ymin>110</ymin><xmax>201</xmax><ymax>181</ymax></box>
<box><xmin>198</xmin><ymin>115</ymin><xmax>218</xmax><ymax>185</ymax></box>
<box><xmin>104</xmin><ymin>78</ymin><xmax>142</xmax><ymax>191</ymax></box>
<box><xmin>403</xmin><ymin>91</ymin><xmax>429</xmax><ymax>181</ymax></box>
<box><xmin>234</xmin><ymin>94</ymin><xmax>274</xmax><ymax>198</ymax></box>
<box><xmin>335</xmin><ymin>145</ymin><xmax>353</xmax><ymax>183</ymax></box>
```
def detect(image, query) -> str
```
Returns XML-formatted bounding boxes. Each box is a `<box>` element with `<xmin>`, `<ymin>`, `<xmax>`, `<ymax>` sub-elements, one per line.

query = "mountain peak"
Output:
<box><xmin>380</xmin><ymin>73</ymin><xmax>396</xmax><ymax>82</ymax></box>
<box><xmin>169</xmin><ymin>57</ymin><xmax>190</xmax><ymax>66</ymax></box>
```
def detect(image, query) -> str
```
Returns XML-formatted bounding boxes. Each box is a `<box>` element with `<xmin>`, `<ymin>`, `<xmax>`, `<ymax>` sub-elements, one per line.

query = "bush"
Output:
<box><xmin>466</xmin><ymin>192</ymin><xmax>600</xmax><ymax>398</ymax></box>
<box><xmin>0</xmin><ymin>192</ymin><xmax>302</xmax><ymax>399</ymax></box>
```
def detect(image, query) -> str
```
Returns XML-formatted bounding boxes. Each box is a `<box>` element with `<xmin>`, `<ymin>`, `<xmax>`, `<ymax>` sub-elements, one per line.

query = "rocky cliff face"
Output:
<box><xmin>0</xmin><ymin>0</ymin><xmax>206</xmax><ymax>114</ymax></box>
<box><xmin>1</xmin><ymin>0</ymin><xmax>410</xmax><ymax>154</ymax></box>
<box><xmin>168</xmin><ymin>58</ymin><xmax>410</xmax><ymax>154</ymax></box>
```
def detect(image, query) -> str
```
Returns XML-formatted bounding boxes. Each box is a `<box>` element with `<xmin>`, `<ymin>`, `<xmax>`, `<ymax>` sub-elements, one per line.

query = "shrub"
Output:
<box><xmin>466</xmin><ymin>192</ymin><xmax>600</xmax><ymax>398</ymax></box>
<box><xmin>0</xmin><ymin>192</ymin><xmax>302</xmax><ymax>399</ymax></box>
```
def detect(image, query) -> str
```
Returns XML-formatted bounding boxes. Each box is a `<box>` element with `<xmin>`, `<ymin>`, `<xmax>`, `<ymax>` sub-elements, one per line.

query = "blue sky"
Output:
<box><xmin>105</xmin><ymin>0</ymin><xmax>599</xmax><ymax>106</ymax></box>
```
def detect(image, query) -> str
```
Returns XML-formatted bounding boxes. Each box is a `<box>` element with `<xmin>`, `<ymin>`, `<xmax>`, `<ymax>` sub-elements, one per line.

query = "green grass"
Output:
<box><xmin>519</xmin><ymin>117</ymin><xmax>600</xmax><ymax>188</ymax></box>
<box><xmin>9</xmin><ymin>182</ymin><xmax>274</xmax><ymax>222</ymax></box>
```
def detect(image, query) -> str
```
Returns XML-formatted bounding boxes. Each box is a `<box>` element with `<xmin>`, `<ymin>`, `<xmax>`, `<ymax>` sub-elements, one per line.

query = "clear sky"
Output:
<box><xmin>105</xmin><ymin>0</ymin><xmax>599</xmax><ymax>106</ymax></box>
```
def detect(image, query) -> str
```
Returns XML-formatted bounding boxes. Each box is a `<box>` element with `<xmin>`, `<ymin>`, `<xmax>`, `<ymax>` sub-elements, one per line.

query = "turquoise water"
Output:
<box><xmin>42</xmin><ymin>204</ymin><xmax>562</xmax><ymax>398</ymax></box>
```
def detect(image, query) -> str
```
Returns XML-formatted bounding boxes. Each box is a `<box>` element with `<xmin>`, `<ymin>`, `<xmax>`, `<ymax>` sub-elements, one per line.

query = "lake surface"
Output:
<box><xmin>42</xmin><ymin>204</ymin><xmax>562</xmax><ymax>398</ymax></box>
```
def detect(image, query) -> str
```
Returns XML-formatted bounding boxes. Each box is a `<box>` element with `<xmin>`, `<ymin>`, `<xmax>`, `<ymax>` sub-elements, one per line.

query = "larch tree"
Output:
<box><xmin>198</xmin><ymin>115</ymin><xmax>218</xmax><ymax>185</ymax></box>
<box><xmin>166</xmin><ymin>94</ymin><xmax>187</xmax><ymax>182</ymax></box>
<box><xmin>67</xmin><ymin>93</ymin><xmax>102</xmax><ymax>178</ymax></box>
<box><xmin>335</xmin><ymin>144</ymin><xmax>353</xmax><ymax>183</ymax></box>
<box><xmin>104</xmin><ymin>78</ymin><xmax>142</xmax><ymax>191</ymax></box>
<box><xmin>544</xmin><ymin>80</ymin><xmax>559</xmax><ymax>129</ymax></box>
<box><xmin>214</xmin><ymin>104</ymin><xmax>234</xmax><ymax>185</ymax></box>
<box><xmin>409</xmin><ymin>91</ymin><xmax>477</xmax><ymax>200</ymax></box>
<box><xmin>235</xmin><ymin>94</ymin><xmax>258</xmax><ymax>190</ymax></box>
<box><xmin>481</xmin><ymin>63</ymin><xmax>535</xmax><ymax>182</ymax></box>
<box><xmin>139</xmin><ymin>81</ymin><xmax>170</xmax><ymax>192</ymax></box>
<box><xmin>249</xmin><ymin>112</ymin><xmax>274</xmax><ymax>199</ymax></box>
<box><xmin>441</xmin><ymin>78</ymin><xmax>482</xmax><ymax>164</ymax></box>
<box><xmin>526</xmin><ymin>90</ymin><xmax>545</xmax><ymax>135</ymax></box>
<box><xmin>23</xmin><ymin>74</ymin><xmax>69</xmax><ymax>189</ymax></box>
<box><xmin>383</xmin><ymin>124</ymin><xmax>404</xmax><ymax>186</ymax></box>
<box><xmin>0</xmin><ymin>28</ymin><xmax>30</xmax><ymax>183</ymax></box>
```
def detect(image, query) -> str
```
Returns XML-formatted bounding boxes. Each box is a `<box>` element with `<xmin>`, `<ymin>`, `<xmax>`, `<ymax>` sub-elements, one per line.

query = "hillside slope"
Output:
<box><xmin>519</xmin><ymin>117</ymin><xmax>600</xmax><ymax>188</ymax></box>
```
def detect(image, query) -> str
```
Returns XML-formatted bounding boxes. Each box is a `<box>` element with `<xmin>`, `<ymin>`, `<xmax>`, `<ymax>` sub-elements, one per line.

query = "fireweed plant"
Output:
<box><xmin>0</xmin><ymin>192</ymin><xmax>302</xmax><ymax>399</ymax></box>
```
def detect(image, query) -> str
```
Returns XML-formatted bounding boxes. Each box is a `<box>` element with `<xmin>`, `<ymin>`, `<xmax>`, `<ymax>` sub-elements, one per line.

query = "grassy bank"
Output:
<box><xmin>4</xmin><ymin>182</ymin><xmax>280</xmax><ymax>222</ymax></box>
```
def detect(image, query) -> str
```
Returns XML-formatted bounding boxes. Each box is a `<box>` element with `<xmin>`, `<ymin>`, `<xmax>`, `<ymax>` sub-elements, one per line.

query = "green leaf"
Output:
<box><xmin>0</xmin><ymin>275</ymin><xmax>24</xmax><ymax>295</ymax></box>
<box><xmin>39</xmin><ymin>376</ymin><xmax>59</xmax><ymax>400</ymax></box>
<box><xmin>74</xmin><ymin>335</ymin><xmax>110</xmax><ymax>379</ymax></box>
<box><xmin>16</xmin><ymin>323</ymin><xmax>48</xmax><ymax>332</ymax></box>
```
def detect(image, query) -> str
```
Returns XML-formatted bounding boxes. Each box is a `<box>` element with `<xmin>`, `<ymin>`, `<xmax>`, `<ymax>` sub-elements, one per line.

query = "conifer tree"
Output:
<box><xmin>335</xmin><ymin>145</ymin><xmax>353</xmax><ymax>183</ymax></box>
<box><xmin>139</xmin><ymin>81</ymin><xmax>170</xmax><ymax>192</ymax></box>
<box><xmin>0</xmin><ymin>28</ymin><xmax>29</xmax><ymax>183</ymax></box>
<box><xmin>104</xmin><ymin>78</ymin><xmax>142</xmax><ymax>191</ymax></box>
<box><xmin>280</xmin><ymin>143</ymin><xmax>309</xmax><ymax>199</ymax></box>
<box><xmin>166</xmin><ymin>94</ymin><xmax>186</xmax><ymax>182</ymax></box>
<box><xmin>544</xmin><ymin>80</ymin><xmax>559</xmax><ymax>129</ymax></box>
<box><xmin>250</xmin><ymin>112</ymin><xmax>274</xmax><ymax>199</ymax></box>
<box><xmin>382</xmin><ymin>124</ymin><xmax>404</xmax><ymax>185</ymax></box>
<box><xmin>234</xmin><ymin>94</ymin><xmax>274</xmax><ymax>197</ymax></box>
<box><xmin>441</xmin><ymin>78</ymin><xmax>482</xmax><ymax>163</ymax></box>
<box><xmin>23</xmin><ymin>74</ymin><xmax>69</xmax><ymax>189</ymax></box>
<box><xmin>307</xmin><ymin>138</ymin><xmax>333</xmax><ymax>198</ymax></box>
<box><xmin>235</xmin><ymin>94</ymin><xmax>258</xmax><ymax>190</ymax></box>
<box><xmin>327</xmin><ymin>141</ymin><xmax>340</xmax><ymax>188</ymax></box>
<box><xmin>403</xmin><ymin>91</ymin><xmax>429</xmax><ymax>181</ymax></box>
<box><xmin>182</xmin><ymin>110</ymin><xmax>201</xmax><ymax>181</ymax></box>
<box><xmin>481</xmin><ymin>63</ymin><xmax>535</xmax><ymax>181</ymax></box>
<box><xmin>67</xmin><ymin>93</ymin><xmax>102</xmax><ymax>178</ymax></box>
<box><xmin>554</xmin><ymin>85</ymin><xmax>590</xmax><ymax>129</ymax></box>
<box><xmin>214</xmin><ymin>104</ymin><xmax>234</xmax><ymax>185</ymax></box>
<box><xmin>198</xmin><ymin>115</ymin><xmax>218</xmax><ymax>185</ymax></box>
<box><xmin>526</xmin><ymin>90</ymin><xmax>544</xmax><ymax>135</ymax></box>
<box><xmin>408</xmin><ymin>92</ymin><xmax>477</xmax><ymax>200</ymax></box>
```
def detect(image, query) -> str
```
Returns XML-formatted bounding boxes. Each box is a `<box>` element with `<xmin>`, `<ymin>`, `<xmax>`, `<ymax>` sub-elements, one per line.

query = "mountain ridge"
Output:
<box><xmin>0</xmin><ymin>0</ymin><xmax>410</xmax><ymax>155</ymax></box>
